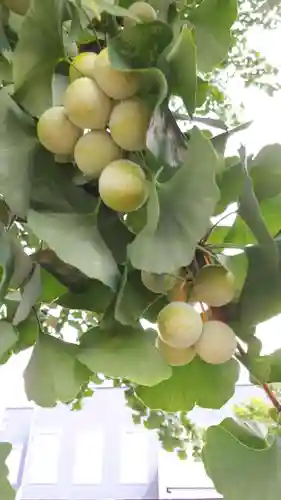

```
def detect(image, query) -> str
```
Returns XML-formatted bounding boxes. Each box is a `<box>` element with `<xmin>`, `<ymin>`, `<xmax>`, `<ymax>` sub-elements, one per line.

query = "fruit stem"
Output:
<box><xmin>170</xmin><ymin>279</ymin><xmax>187</xmax><ymax>302</ymax></box>
<box><xmin>200</xmin><ymin>302</ymin><xmax>208</xmax><ymax>322</ymax></box>
<box><xmin>236</xmin><ymin>341</ymin><xmax>281</xmax><ymax>413</ymax></box>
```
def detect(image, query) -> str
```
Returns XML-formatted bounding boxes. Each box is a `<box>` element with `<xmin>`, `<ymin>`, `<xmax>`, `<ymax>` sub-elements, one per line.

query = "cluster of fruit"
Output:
<box><xmin>36</xmin><ymin>2</ymin><xmax>160</xmax><ymax>214</ymax></box>
<box><xmin>142</xmin><ymin>265</ymin><xmax>238</xmax><ymax>367</ymax></box>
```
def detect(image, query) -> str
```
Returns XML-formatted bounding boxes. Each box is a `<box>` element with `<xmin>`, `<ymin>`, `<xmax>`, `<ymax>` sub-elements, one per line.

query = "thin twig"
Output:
<box><xmin>202</xmin><ymin>210</ymin><xmax>238</xmax><ymax>243</ymax></box>
<box><xmin>236</xmin><ymin>340</ymin><xmax>281</xmax><ymax>413</ymax></box>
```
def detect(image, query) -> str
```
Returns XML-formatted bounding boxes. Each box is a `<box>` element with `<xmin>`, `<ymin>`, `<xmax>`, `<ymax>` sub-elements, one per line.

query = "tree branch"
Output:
<box><xmin>236</xmin><ymin>340</ymin><xmax>281</xmax><ymax>413</ymax></box>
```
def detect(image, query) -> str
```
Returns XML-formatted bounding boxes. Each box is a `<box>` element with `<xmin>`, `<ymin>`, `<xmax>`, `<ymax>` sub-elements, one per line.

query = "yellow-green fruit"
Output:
<box><xmin>64</xmin><ymin>77</ymin><xmax>112</xmax><ymax>130</ymax></box>
<box><xmin>195</xmin><ymin>320</ymin><xmax>237</xmax><ymax>364</ymax></box>
<box><xmin>109</xmin><ymin>98</ymin><xmax>151</xmax><ymax>151</ymax></box>
<box><xmin>69</xmin><ymin>52</ymin><xmax>97</xmax><ymax>82</ymax></box>
<box><xmin>141</xmin><ymin>270</ymin><xmax>179</xmax><ymax>294</ymax></box>
<box><xmin>9</xmin><ymin>238</ymin><xmax>32</xmax><ymax>290</ymax></box>
<box><xmin>3</xmin><ymin>0</ymin><xmax>29</xmax><ymax>15</ymax></box>
<box><xmin>99</xmin><ymin>159</ymin><xmax>148</xmax><ymax>213</ymax></box>
<box><xmin>192</xmin><ymin>265</ymin><xmax>235</xmax><ymax>307</ymax></box>
<box><xmin>155</xmin><ymin>336</ymin><xmax>196</xmax><ymax>366</ymax></box>
<box><xmin>37</xmin><ymin>106</ymin><xmax>82</xmax><ymax>155</ymax></box>
<box><xmin>74</xmin><ymin>130</ymin><xmax>122</xmax><ymax>178</ymax></box>
<box><xmin>124</xmin><ymin>1</ymin><xmax>157</xmax><ymax>27</ymax></box>
<box><xmin>157</xmin><ymin>302</ymin><xmax>203</xmax><ymax>349</ymax></box>
<box><xmin>94</xmin><ymin>48</ymin><xmax>140</xmax><ymax>100</ymax></box>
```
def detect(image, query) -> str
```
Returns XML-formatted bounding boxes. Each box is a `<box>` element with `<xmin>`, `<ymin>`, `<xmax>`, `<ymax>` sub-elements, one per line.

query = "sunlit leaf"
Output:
<box><xmin>189</xmin><ymin>0</ymin><xmax>237</xmax><ymax>72</ymax></box>
<box><xmin>0</xmin><ymin>443</ymin><xmax>15</xmax><ymax>500</ymax></box>
<box><xmin>129</xmin><ymin>128</ymin><xmax>220</xmax><ymax>273</ymax></box>
<box><xmin>78</xmin><ymin>324</ymin><xmax>172</xmax><ymax>386</ymax></box>
<box><xmin>203</xmin><ymin>418</ymin><xmax>281</xmax><ymax>500</ymax></box>
<box><xmin>28</xmin><ymin>210</ymin><xmax>119</xmax><ymax>290</ymax></box>
<box><xmin>136</xmin><ymin>357</ymin><xmax>239</xmax><ymax>411</ymax></box>
<box><xmin>24</xmin><ymin>334</ymin><xmax>90</xmax><ymax>407</ymax></box>
<box><xmin>13</xmin><ymin>0</ymin><xmax>67</xmax><ymax>115</ymax></box>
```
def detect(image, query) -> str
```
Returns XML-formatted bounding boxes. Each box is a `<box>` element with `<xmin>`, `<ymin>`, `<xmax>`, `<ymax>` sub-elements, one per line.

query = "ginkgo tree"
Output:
<box><xmin>1</xmin><ymin>0</ymin><xmax>281</xmax><ymax>499</ymax></box>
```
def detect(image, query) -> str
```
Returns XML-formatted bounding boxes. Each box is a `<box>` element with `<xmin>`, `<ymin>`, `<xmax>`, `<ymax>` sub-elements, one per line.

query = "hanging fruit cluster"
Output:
<box><xmin>36</xmin><ymin>3</ymin><xmax>159</xmax><ymax>214</ymax></box>
<box><xmin>143</xmin><ymin>264</ymin><xmax>238</xmax><ymax>367</ymax></box>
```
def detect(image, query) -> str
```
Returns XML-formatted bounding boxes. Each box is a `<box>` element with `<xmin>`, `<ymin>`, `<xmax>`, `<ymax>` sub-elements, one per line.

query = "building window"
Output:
<box><xmin>25</xmin><ymin>430</ymin><xmax>61</xmax><ymax>484</ymax></box>
<box><xmin>72</xmin><ymin>430</ymin><xmax>103</xmax><ymax>484</ymax></box>
<box><xmin>119</xmin><ymin>430</ymin><xmax>149</xmax><ymax>484</ymax></box>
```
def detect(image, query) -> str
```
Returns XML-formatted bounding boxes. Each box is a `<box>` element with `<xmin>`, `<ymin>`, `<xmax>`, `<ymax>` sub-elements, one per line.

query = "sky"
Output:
<box><xmin>1</xmin><ymin>21</ymin><xmax>281</xmax><ymax>415</ymax></box>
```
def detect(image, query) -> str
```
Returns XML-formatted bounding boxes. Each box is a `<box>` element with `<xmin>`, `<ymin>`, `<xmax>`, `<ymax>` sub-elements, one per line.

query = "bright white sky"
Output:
<box><xmin>1</xmin><ymin>22</ymin><xmax>281</xmax><ymax>415</ymax></box>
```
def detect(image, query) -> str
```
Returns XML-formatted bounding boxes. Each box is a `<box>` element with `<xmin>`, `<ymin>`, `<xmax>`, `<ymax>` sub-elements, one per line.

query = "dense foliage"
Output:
<box><xmin>0</xmin><ymin>0</ymin><xmax>281</xmax><ymax>498</ymax></box>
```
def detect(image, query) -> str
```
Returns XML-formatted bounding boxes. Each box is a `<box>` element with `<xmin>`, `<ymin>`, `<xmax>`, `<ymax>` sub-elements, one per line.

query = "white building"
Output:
<box><xmin>0</xmin><ymin>348</ymin><xmax>268</xmax><ymax>500</ymax></box>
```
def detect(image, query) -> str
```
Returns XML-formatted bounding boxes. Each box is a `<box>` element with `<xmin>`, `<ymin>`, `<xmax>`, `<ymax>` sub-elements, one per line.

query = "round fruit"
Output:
<box><xmin>9</xmin><ymin>238</ymin><xmax>32</xmax><ymax>290</ymax></box>
<box><xmin>74</xmin><ymin>130</ymin><xmax>122</xmax><ymax>178</ymax></box>
<box><xmin>3</xmin><ymin>0</ymin><xmax>29</xmax><ymax>15</ymax></box>
<box><xmin>94</xmin><ymin>48</ymin><xmax>140</xmax><ymax>100</ymax></box>
<box><xmin>99</xmin><ymin>159</ymin><xmax>148</xmax><ymax>213</ymax></box>
<box><xmin>141</xmin><ymin>270</ymin><xmax>180</xmax><ymax>294</ymax></box>
<box><xmin>109</xmin><ymin>98</ymin><xmax>151</xmax><ymax>151</ymax></box>
<box><xmin>37</xmin><ymin>106</ymin><xmax>82</xmax><ymax>155</ymax></box>
<box><xmin>124</xmin><ymin>1</ymin><xmax>157</xmax><ymax>27</ymax></box>
<box><xmin>157</xmin><ymin>302</ymin><xmax>203</xmax><ymax>349</ymax></box>
<box><xmin>64</xmin><ymin>77</ymin><xmax>112</xmax><ymax>130</ymax></box>
<box><xmin>156</xmin><ymin>336</ymin><xmax>196</xmax><ymax>366</ymax></box>
<box><xmin>69</xmin><ymin>52</ymin><xmax>97</xmax><ymax>82</ymax></box>
<box><xmin>192</xmin><ymin>264</ymin><xmax>235</xmax><ymax>307</ymax></box>
<box><xmin>195</xmin><ymin>320</ymin><xmax>237</xmax><ymax>364</ymax></box>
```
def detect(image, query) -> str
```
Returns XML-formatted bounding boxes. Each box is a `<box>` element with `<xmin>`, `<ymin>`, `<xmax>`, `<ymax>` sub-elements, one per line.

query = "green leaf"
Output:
<box><xmin>0</xmin><ymin>224</ymin><xmax>14</xmax><ymax>301</ymax></box>
<box><xmin>166</xmin><ymin>28</ymin><xmax>197</xmax><ymax>116</ymax></box>
<box><xmin>30</xmin><ymin>148</ymin><xmax>96</xmax><ymax>214</ymax></box>
<box><xmin>189</xmin><ymin>0</ymin><xmax>237</xmax><ymax>72</ymax></box>
<box><xmin>13</xmin><ymin>0</ymin><xmax>67</xmax><ymax>116</ymax></box>
<box><xmin>97</xmin><ymin>205</ymin><xmax>134</xmax><ymax>264</ymax></box>
<box><xmin>202</xmin><ymin>418</ymin><xmax>281</xmax><ymax>500</ymax></box>
<box><xmin>0</xmin><ymin>321</ymin><xmax>18</xmax><ymax>358</ymax></box>
<box><xmin>0</xmin><ymin>54</ymin><xmax>12</xmax><ymax>83</ymax></box>
<box><xmin>128</xmin><ymin>128</ymin><xmax>220</xmax><ymax>273</ymax></box>
<box><xmin>215</xmin><ymin>160</ymin><xmax>243</xmax><ymax>214</ymax></box>
<box><xmin>258</xmin><ymin>350</ymin><xmax>281</xmax><ymax>383</ymax></box>
<box><xmin>196</xmin><ymin>77</ymin><xmax>209</xmax><ymax>107</ymax></box>
<box><xmin>115</xmin><ymin>268</ymin><xmax>163</xmax><ymax>326</ymax></box>
<box><xmin>13</xmin><ymin>265</ymin><xmax>41</xmax><ymax>326</ymax></box>
<box><xmin>238</xmin><ymin>147</ymin><xmax>278</xmax><ymax>270</ymax></box>
<box><xmin>108</xmin><ymin>21</ymin><xmax>173</xmax><ymax>70</ymax></box>
<box><xmin>24</xmin><ymin>334</ymin><xmax>90</xmax><ymax>407</ymax></box>
<box><xmin>39</xmin><ymin>268</ymin><xmax>68</xmax><ymax>303</ymax></box>
<box><xmin>77</xmin><ymin>325</ymin><xmax>172</xmax><ymax>386</ymax></box>
<box><xmin>90</xmin><ymin>0</ymin><xmax>140</xmax><ymax>19</ymax></box>
<box><xmin>136</xmin><ymin>357</ymin><xmax>239</xmax><ymax>411</ymax></box>
<box><xmin>218</xmin><ymin>251</ymin><xmax>248</xmax><ymax>300</ymax></box>
<box><xmin>58</xmin><ymin>280</ymin><xmax>113</xmax><ymax>314</ymax></box>
<box><xmin>215</xmin><ymin>195</ymin><xmax>281</xmax><ymax>247</ymax></box>
<box><xmin>108</xmin><ymin>25</ymin><xmax>170</xmax><ymax>110</ymax></box>
<box><xmin>27</xmin><ymin>210</ymin><xmax>119</xmax><ymax>291</ymax></box>
<box><xmin>250</xmin><ymin>144</ymin><xmax>281</xmax><ymax>201</ymax></box>
<box><xmin>0</xmin><ymin>87</ymin><xmax>37</xmax><ymax>217</ymax></box>
<box><xmin>14</xmin><ymin>310</ymin><xmax>38</xmax><ymax>353</ymax></box>
<box><xmin>0</xmin><ymin>443</ymin><xmax>15</xmax><ymax>500</ymax></box>
<box><xmin>238</xmin><ymin>240</ymin><xmax>281</xmax><ymax>327</ymax></box>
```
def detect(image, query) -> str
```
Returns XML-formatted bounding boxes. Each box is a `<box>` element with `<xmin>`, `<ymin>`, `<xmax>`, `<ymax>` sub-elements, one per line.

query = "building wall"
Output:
<box><xmin>0</xmin><ymin>384</ymin><xmax>269</xmax><ymax>500</ymax></box>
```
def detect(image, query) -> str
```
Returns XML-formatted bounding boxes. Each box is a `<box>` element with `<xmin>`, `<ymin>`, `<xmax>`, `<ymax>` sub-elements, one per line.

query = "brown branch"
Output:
<box><xmin>236</xmin><ymin>340</ymin><xmax>281</xmax><ymax>413</ymax></box>
<box><xmin>262</xmin><ymin>383</ymin><xmax>281</xmax><ymax>413</ymax></box>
